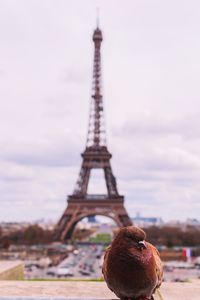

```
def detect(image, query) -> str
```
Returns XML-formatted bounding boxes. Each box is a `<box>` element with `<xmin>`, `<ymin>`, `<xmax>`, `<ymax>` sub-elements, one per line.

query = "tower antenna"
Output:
<box><xmin>96</xmin><ymin>7</ymin><xmax>100</xmax><ymax>27</ymax></box>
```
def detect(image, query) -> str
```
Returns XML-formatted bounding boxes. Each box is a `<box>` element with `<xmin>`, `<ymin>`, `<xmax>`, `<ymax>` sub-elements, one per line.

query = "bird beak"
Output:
<box><xmin>138</xmin><ymin>240</ymin><xmax>147</xmax><ymax>249</ymax></box>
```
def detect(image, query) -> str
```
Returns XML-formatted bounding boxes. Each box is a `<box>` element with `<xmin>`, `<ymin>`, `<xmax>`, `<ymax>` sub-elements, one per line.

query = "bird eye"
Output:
<box><xmin>138</xmin><ymin>241</ymin><xmax>147</xmax><ymax>249</ymax></box>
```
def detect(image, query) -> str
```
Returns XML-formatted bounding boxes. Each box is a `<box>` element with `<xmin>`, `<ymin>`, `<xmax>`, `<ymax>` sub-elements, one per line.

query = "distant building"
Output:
<box><xmin>36</xmin><ymin>219</ymin><xmax>55</xmax><ymax>230</ymax></box>
<box><xmin>132</xmin><ymin>213</ymin><xmax>163</xmax><ymax>228</ymax></box>
<box><xmin>98</xmin><ymin>223</ymin><xmax>113</xmax><ymax>235</ymax></box>
<box><xmin>186</xmin><ymin>218</ymin><xmax>200</xmax><ymax>227</ymax></box>
<box><xmin>88</xmin><ymin>216</ymin><xmax>96</xmax><ymax>223</ymax></box>
<box><xmin>0</xmin><ymin>222</ymin><xmax>30</xmax><ymax>235</ymax></box>
<box><xmin>165</xmin><ymin>218</ymin><xmax>200</xmax><ymax>228</ymax></box>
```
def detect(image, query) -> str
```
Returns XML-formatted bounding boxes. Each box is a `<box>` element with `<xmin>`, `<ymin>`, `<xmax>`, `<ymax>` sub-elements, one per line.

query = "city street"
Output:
<box><xmin>24</xmin><ymin>243</ymin><xmax>200</xmax><ymax>282</ymax></box>
<box><xmin>25</xmin><ymin>244</ymin><xmax>104</xmax><ymax>279</ymax></box>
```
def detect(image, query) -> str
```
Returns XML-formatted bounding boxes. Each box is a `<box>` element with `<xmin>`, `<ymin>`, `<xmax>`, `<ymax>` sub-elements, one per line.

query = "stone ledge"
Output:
<box><xmin>0</xmin><ymin>261</ymin><xmax>24</xmax><ymax>280</ymax></box>
<box><xmin>0</xmin><ymin>281</ymin><xmax>200</xmax><ymax>300</ymax></box>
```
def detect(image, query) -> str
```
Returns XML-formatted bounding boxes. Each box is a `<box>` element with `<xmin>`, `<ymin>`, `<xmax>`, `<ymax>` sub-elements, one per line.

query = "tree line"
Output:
<box><xmin>145</xmin><ymin>225</ymin><xmax>200</xmax><ymax>247</ymax></box>
<box><xmin>0</xmin><ymin>224</ymin><xmax>53</xmax><ymax>248</ymax></box>
<box><xmin>0</xmin><ymin>224</ymin><xmax>200</xmax><ymax>248</ymax></box>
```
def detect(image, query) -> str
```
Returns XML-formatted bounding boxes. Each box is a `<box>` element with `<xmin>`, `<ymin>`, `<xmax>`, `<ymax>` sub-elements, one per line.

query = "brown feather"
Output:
<box><xmin>102</xmin><ymin>226</ymin><xmax>163</xmax><ymax>300</ymax></box>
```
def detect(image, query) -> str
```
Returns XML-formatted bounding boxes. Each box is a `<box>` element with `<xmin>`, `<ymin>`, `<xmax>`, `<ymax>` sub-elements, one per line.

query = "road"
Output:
<box><xmin>24</xmin><ymin>244</ymin><xmax>200</xmax><ymax>281</ymax></box>
<box><xmin>25</xmin><ymin>244</ymin><xmax>104</xmax><ymax>279</ymax></box>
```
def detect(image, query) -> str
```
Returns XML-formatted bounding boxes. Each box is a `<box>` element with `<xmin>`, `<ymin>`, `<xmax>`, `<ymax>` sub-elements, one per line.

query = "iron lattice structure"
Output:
<box><xmin>55</xmin><ymin>26</ymin><xmax>132</xmax><ymax>240</ymax></box>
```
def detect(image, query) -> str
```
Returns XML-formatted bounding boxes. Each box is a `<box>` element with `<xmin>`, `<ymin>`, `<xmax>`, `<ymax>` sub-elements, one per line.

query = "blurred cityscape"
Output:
<box><xmin>1</xmin><ymin>215</ymin><xmax>200</xmax><ymax>282</ymax></box>
<box><xmin>1</xmin><ymin>2</ymin><xmax>200</xmax><ymax>290</ymax></box>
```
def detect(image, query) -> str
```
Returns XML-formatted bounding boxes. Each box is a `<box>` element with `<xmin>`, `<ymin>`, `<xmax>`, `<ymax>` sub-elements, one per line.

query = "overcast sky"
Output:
<box><xmin>1</xmin><ymin>0</ymin><xmax>200</xmax><ymax>223</ymax></box>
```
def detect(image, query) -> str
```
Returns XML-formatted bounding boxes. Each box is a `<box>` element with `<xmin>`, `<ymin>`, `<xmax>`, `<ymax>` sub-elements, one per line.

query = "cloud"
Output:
<box><xmin>0</xmin><ymin>160</ymin><xmax>80</xmax><ymax>222</ymax></box>
<box><xmin>0</xmin><ymin>161</ymin><xmax>34</xmax><ymax>182</ymax></box>
<box><xmin>2</xmin><ymin>140</ymin><xmax>79</xmax><ymax>168</ymax></box>
<box><xmin>112</xmin><ymin>113</ymin><xmax>200</xmax><ymax>140</ymax></box>
<box><xmin>1</xmin><ymin>0</ymin><xmax>200</xmax><ymax>222</ymax></box>
<box><xmin>60</xmin><ymin>66</ymin><xmax>90</xmax><ymax>85</ymax></box>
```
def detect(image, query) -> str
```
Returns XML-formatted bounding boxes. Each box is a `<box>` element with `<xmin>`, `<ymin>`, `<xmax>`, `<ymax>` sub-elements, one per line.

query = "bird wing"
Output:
<box><xmin>147</xmin><ymin>242</ymin><xmax>163</xmax><ymax>289</ymax></box>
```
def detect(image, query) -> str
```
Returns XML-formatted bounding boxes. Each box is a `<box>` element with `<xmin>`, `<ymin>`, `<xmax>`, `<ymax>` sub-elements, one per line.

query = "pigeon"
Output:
<box><xmin>102</xmin><ymin>226</ymin><xmax>163</xmax><ymax>300</ymax></box>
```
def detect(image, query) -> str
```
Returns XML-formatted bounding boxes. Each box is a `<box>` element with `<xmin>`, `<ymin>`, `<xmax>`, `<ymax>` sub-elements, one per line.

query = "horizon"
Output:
<box><xmin>0</xmin><ymin>213</ymin><xmax>199</xmax><ymax>225</ymax></box>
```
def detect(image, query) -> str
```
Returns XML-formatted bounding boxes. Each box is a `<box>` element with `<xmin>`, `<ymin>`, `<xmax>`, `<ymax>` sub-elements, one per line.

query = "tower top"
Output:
<box><xmin>93</xmin><ymin>8</ymin><xmax>102</xmax><ymax>42</ymax></box>
<box><xmin>86</xmin><ymin>24</ymin><xmax>106</xmax><ymax>148</ymax></box>
<box><xmin>93</xmin><ymin>26</ymin><xmax>103</xmax><ymax>43</ymax></box>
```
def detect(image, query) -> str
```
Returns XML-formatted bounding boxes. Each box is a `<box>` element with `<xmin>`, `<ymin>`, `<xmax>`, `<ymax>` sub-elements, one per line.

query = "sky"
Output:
<box><xmin>1</xmin><ymin>0</ymin><xmax>200</xmax><ymax>223</ymax></box>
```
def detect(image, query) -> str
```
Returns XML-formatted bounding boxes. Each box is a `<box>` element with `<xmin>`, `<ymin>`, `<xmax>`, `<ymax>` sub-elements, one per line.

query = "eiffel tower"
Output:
<box><xmin>55</xmin><ymin>25</ymin><xmax>132</xmax><ymax>241</ymax></box>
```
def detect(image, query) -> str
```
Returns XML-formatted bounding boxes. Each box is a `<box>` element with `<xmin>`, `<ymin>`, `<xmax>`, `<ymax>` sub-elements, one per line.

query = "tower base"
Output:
<box><xmin>54</xmin><ymin>195</ymin><xmax>132</xmax><ymax>241</ymax></box>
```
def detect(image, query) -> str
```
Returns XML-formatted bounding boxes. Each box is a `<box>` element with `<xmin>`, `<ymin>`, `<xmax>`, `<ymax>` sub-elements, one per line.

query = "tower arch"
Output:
<box><xmin>61</xmin><ymin>213</ymin><xmax>120</xmax><ymax>241</ymax></box>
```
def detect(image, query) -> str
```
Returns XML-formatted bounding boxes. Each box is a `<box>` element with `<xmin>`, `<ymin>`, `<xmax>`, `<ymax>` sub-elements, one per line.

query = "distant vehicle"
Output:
<box><xmin>46</xmin><ymin>271</ymin><xmax>56</xmax><ymax>276</ymax></box>
<box><xmin>164</xmin><ymin>266</ymin><xmax>174</xmax><ymax>272</ymax></box>
<box><xmin>89</xmin><ymin>267</ymin><xmax>94</xmax><ymax>272</ymax></box>
<box><xmin>25</xmin><ymin>263</ymin><xmax>40</xmax><ymax>269</ymax></box>
<box><xmin>25</xmin><ymin>267</ymin><xmax>32</xmax><ymax>272</ymax></box>
<box><xmin>173</xmin><ymin>278</ymin><xmax>186</xmax><ymax>283</ymax></box>
<box><xmin>65</xmin><ymin>273</ymin><xmax>74</xmax><ymax>277</ymax></box>
<box><xmin>57</xmin><ymin>267</ymin><xmax>71</xmax><ymax>276</ymax></box>
<box><xmin>79</xmin><ymin>270</ymin><xmax>91</xmax><ymax>276</ymax></box>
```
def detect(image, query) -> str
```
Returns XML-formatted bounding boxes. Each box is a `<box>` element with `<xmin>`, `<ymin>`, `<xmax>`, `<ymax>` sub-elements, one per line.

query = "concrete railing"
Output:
<box><xmin>0</xmin><ymin>281</ymin><xmax>199</xmax><ymax>299</ymax></box>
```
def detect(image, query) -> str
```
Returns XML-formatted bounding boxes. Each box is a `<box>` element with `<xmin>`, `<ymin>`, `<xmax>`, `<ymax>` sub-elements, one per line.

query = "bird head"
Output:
<box><xmin>118</xmin><ymin>226</ymin><xmax>147</xmax><ymax>250</ymax></box>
